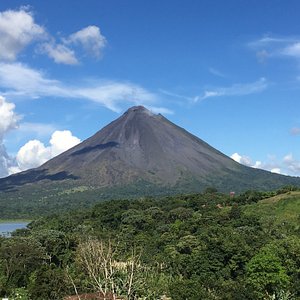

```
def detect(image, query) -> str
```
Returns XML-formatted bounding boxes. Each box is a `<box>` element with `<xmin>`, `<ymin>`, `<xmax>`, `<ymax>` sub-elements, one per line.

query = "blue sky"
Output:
<box><xmin>1</xmin><ymin>0</ymin><xmax>300</xmax><ymax>177</ymax></box>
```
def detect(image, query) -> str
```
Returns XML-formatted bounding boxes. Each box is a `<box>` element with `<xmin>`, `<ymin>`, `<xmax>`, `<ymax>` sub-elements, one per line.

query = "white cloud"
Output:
<box><xmin>249</xmin><ymin>35</ymin><xmax>300</xmax><ymax>83</ymax></box>
<box><xmin>42</xmin><ymin>25</ymin><xmax>106</xmax><ymax>64</ymax></box>
<box><xmin>249</xmin><ymin>35</ymin><xmax>300</xmax><ymax>62</ymax></box>
<box><xmin>75</xmin><ymin>81</ymin><xmax>157</xmax><ymax>112</ymax></box>
<box><xmin>208</xmin><ymin>67</ymin><xmax>226</xmax><ymax>78</ymax></box>
<box><xmin>231</xmin><ymin>151</ymin><xmax>300</xmax><ymax>176</ymax></box>
<box><xmin>198</xmin><ymin>91</ymin><xmax>219</xmax><ymax>100</ymax></box>
<box><xmin>231</xmin><ymin>152</ymin><xmax>283</xmax><ymax>174</ymax></box>
<box><xmin>13</xmin><ymin>130</ymin><xmax>81</xmax><ymax>172</ymax></box>
<box><xmin>0</xmin><ymin>7</ymin><xmax>45</xmax><ymax>61</ymax></box>
<box><xmin>67</xmin><ymin>25</ymin><xmax>106</xmax><ymax>58</ymax></box>
<box><xmin>0</xmin><ymin>8</ymin><xmax>106</xmax><ymax>65</ymax></box>
<box><xmin>145</xmin><ymin>106</ymin><xmax>174</xmax><ymax>115</ymax></box>
<box><xmin>248</xmin><ymin>36</ymin><xmax>293</xmax><ymax>48</ymax></box>
<box><xmin>248</xmin><ymin>36</ymin><xmax>299</xmax><ymax>54</ymax></box>
<box><xmin>0</xmin><ymin>96</ymin><xmax>20</xmax><ymax>177</ymax></box>
<box><xmin>231</xmin><ymin>152</ymin><xmax>252</xmax><ymax>166</ymax></box>
<box><xmin>0</xmin><ymin>95</ymin><xmax>20</xmax><ymax>139</ymax></box>
<box><xmin>0</xmin><ymin>62</ymin><xmax>163</xmax><ymax>113</ymax></box>
<box><xmin>196</xmin><ymin>78</ymin><xmax>268</xmax><ymax>102</ymax></box>
<box><xmin>282</xmin><ymin>42</ymin><xmax>300</xmax><ymax>58</ymax></box>
<box><xmin>283</xmin><ymin>153</ymin><xmax>300</xmax><ymax>174</ymax></box>
<box><xmin>49</xmin><ymin>130</ymin><xmax>80</xmax><ymax>156</ymax></box>
<box><xmin>7</xmin><ymin>166</ymin><xmax>21</xmax><ymax>175</ymax></box>
<box><xmin>41</xmin><ymin>43</ymin><xmax>78</xmax><ymax>65</ymax></box>
<box><xmin>0</xmin><ymin>62</ymin><xmax>65</xmax><ymax>98</ymax></box>
<box><xmin>14</xmin><ymin>139</ymin><xmax>51</xmax><ymax>171</ymax></box>
<box><xmin>252</xmin><ymin>161</ymin><xmax>262</xmax><ymax>168</ymax></box>
<box><xmin>0</xmin><ymin>96</ymin><xmax>80</xmax><ymax>176</ymax></box>
<box><xmin>271</xmin><ymin>168</ymin><xmax>281</xmax><ymax>174</ymax></box>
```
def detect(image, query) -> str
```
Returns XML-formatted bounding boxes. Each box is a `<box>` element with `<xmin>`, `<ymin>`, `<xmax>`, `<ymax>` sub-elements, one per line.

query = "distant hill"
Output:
<box><xmin>0</xmin><ymin>106</ymin><xmax>299</xmax><ymax>217</ymax></box>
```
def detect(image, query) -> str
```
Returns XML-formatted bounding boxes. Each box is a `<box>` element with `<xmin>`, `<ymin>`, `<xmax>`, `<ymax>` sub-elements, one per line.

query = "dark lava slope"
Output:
<box><xmin>1</xmin><ymin>106</ymin><xmax>299</xmax><ymax>194</ymax></box>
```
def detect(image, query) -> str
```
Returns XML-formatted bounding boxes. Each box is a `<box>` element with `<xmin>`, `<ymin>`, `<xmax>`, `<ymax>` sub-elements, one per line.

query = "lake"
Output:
<box><xmin>0</xmin><ymin>222</ymin><xmax>29</xmax><ymax>237</ymax></box>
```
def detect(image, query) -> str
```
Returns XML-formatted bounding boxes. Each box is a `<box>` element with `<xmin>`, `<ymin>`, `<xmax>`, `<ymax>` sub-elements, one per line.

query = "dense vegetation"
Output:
<box><xmin>1</xmin><ymin>166</ymin><xmax>300</xmax><ymax>219</ymax></box>
<box><xmin>0</xmin><ymin>186</ymin><xmax>299</xmax><ymax>299</ymax></box>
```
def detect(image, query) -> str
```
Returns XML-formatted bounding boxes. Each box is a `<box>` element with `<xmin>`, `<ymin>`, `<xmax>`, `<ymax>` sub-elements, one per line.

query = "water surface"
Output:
<box><xmin>0</xmin><ymin>222</ymin><xmax>29</xmax><ymax>237</ymax></box>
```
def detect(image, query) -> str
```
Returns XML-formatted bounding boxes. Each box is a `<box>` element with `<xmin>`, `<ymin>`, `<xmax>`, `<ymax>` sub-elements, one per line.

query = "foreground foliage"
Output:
<box><xmin>0</xmin><ymin>186</ymin><xmax>299</xmax><ymax>299</ymax></box>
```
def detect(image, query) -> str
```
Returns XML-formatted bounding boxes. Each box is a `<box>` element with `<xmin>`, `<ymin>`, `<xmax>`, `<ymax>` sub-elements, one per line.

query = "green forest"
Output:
<box><xmin>0</xmin><ymin>186</ymin><xmax>299</xmax><ymax>299</ymax></box>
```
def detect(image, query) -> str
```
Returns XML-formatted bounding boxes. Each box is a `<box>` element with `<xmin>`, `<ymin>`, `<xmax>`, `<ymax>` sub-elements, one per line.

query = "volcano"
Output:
<box><xmin>0</xmin><ymin>106</ymin><xmax>299</xmax><ymax>216</ymax></box>
<box><xmin>26</xmin><ymin>105</ymin><xmax>254</xmax><ymax>187</ymax></box>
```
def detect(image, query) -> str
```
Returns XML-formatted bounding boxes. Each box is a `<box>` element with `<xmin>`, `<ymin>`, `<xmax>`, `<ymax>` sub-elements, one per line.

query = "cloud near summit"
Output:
<box><xmin>0</xmin><ymin>62</ymin><xmax>163</xmax><ymax>113</ymax></box>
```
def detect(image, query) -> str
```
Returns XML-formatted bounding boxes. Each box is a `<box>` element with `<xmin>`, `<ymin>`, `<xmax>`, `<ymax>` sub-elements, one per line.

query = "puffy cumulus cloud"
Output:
<box><xmin>13</xmin><ymin>130</ymin><xmax>81</xmax><ymax>172</ymax></box>
<box><xmin>67</xmin><ymin>25</ymin><xmax>106</xmax><ymax>58</ymax></box>
<box><xmin>271</xmin><ymin>168</ymin><xmax>281</xmax><ymax>174</ymax></box>
<box><xmin>0</xmin><ymin>7</ymin><xmax>45</xmax><ymax>61</ymax></box>
<box><xmin>40</xmin><ymin>43</ymin><xmax>78</xmax><ymax>65</ymax></box>
<box><xmin>231</xmin><ymin>152</ymin><xmax>252</xmax><ymax>166</ymax></box>
<box><xmin>14</xmin><ymin>139</ymin><xmax>51</xmax><ymax>171</ymax></box>
<box><xmin>0</xmin><ymin>97</ymin><xmax>79</xmax><ymax>176</ymax></box>
<box><xmin>0</xmin><ymin>8</ymin><xmax>106</xmax><ymax>65</ymax></box>
<box><xmin>231</xmin><ymin>152</ymin><xmax>282</xmax><ymax>174</ymax></box>
<box><xmin>0</xmin><ymin>95</ymin><xmax>20</xmax><ymax>138</ymax></box>
<box><xmin>252</xmin><ymin>161</ymin><xmax>262</xmax><ymax>168</ymax></box>
<box><xmin>0</xmin><ymin>96</ymin><xmax>20</xmax><ymax>177</ymax></box>
<box><xmin>41</xmin><ymin>25</ymin><xmax>106</xmax><ymax>64</ymax></box>
<box><xmin>49</xmin><ymin>130</ymin><xmax>81</xmax><ymax>157</ymax></box>
<box><xmin>230</xmin><ymin>151</ymin><xmax>300</xmax><ymax>176</ymax></box>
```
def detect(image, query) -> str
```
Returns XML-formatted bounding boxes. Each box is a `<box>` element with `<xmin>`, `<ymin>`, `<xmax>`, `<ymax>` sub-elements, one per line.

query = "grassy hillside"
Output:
<box><xmin>244</xmin><ymin>191</ymin><xmax>300</xmax><ymax>228</ymax></box>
